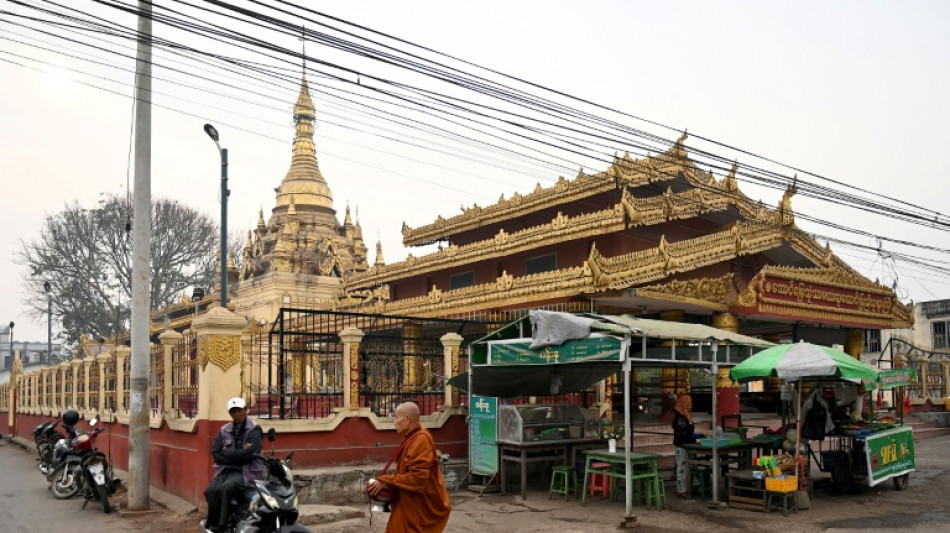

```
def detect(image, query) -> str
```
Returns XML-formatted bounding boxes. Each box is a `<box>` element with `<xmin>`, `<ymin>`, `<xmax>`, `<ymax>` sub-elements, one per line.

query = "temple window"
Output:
<box><xmin>932</xmin><ymin>321</ymin><xmax>948</xmax><ymax>349</ymax></box>
<box><xmin>525</xmin><ymin>253</ymin><xmax>557</xmax><ymax>275</ymax></box>
<box><xmin>864</xmin><ymin>329</ymin><xmax>881</xmax><ymax>353</ymax></box>
<box><xmin>450</xmin><ymin>271</ymin><xmax>475</xmax><ymax>290</ymax></box>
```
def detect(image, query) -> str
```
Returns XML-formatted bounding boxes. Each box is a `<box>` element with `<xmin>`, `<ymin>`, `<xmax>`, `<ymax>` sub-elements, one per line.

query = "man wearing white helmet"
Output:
<box><xmin>203</xmin><ymin>397</ymin><xmax>263</xmax><ymax>532</ymax></box>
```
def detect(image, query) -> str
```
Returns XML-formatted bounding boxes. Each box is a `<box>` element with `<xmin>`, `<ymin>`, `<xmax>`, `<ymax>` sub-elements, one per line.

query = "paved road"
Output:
<box><xmin>0</xmin><ymin>438</ymin><xmax>137</xmax><ymax>533</ymax></box>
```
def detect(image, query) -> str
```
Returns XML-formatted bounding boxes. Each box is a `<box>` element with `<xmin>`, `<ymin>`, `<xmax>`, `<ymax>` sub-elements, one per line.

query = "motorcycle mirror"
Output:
<box><xmin>267</xmin><ymin>428</ymin><xmax>276</xmax><ymax>442</ymax></box>
<box><xmin>89</xmin><ymin>418</ymin><xmax>98</xmax><ymax>426</ymax></box>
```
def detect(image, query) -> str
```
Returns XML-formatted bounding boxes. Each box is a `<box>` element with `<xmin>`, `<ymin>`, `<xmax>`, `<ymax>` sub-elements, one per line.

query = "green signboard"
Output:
<box><xmin>469</xmin><ymin>395</ymin><xmax>498</xmax><ymax>476</ymax></box>
<box><xmin>865</xmin><ymin>426</ymin><xmax>915</xmax><ymax>486</ymax></box>
<box><xmin>876</xmin><ymin>368</ymin><xmax>917</xmax><ymax>390</ymax></box>
<box><xmin>488</xmin><ymin>336</ymin><xmax>622</xmax><ymax>365</ymax></box>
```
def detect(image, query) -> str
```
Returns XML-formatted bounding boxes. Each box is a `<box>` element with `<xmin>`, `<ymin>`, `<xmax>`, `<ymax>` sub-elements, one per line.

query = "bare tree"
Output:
<box><xmin>18</xmin><ymin>194</ymin><xmax>221</xmax><ymax>344</ymax></box>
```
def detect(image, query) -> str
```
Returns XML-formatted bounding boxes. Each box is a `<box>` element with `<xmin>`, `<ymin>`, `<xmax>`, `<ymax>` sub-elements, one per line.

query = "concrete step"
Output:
<box><xmin>297</xmin><ymin>504</ymin><xmax>365</xmax><ymax>527</ymax></box>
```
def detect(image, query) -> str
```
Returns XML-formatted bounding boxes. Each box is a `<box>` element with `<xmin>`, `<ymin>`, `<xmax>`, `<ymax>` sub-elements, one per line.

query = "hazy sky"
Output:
<box><xmin>1</xmin><ymin>0</ymin><xmax>949</xmax><ymax>343</ymax></box>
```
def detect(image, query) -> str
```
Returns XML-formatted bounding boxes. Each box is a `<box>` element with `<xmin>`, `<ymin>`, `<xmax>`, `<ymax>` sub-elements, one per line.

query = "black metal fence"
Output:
<box><xmin>244</xmin><ymin>309</ymin><xmax>498</xmax><ymax>419</ymax></box>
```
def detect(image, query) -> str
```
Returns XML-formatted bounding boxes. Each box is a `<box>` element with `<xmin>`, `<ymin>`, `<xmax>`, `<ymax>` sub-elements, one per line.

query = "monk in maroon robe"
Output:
<box><xmin>368</xmin><ymin>402</ymin><xmax>451</xmax><ymax>532</ymax></box>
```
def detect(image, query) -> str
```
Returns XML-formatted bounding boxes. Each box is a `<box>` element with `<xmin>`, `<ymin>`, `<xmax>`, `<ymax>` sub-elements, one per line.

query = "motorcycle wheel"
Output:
<box><xmin>51</xmin><ymin>465</ymin><xmax>81</xmax><ymax>499</ymax></box>
<box><xmin>95</xmin><ymin>482</ymin><xmax>112</xmax><ymax>513</ymax></box>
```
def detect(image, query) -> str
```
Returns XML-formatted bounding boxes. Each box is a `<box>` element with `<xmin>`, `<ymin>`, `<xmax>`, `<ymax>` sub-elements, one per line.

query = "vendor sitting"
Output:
<box><xmin>672</xmin><ymin>394</ymin><xmax>697</xmax><ymax>497</ymax></box>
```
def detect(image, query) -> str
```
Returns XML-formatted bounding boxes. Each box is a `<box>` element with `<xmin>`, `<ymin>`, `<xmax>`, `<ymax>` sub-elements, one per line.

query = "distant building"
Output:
<box><xmin>0</xmin><ymin>338</ymin><xmax>61</xmax><ymax>383</ymax></box>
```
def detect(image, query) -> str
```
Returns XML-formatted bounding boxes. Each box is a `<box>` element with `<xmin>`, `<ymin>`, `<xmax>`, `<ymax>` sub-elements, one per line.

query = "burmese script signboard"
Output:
<box><xmin>865</xmin><ymin>426</ymin><xmax>915</xmax><ymax>486</ymax></box>
<box><xmin>469</xmin><ymin>395</ymin><xmax>499</xmax><ymax>476</ymax></box>
<box><xmin>733</xmin><ymin>273</ymin><xmax>898</xmax><ymax>328</ymax></box>
<box><xmin>487</xmin><ymin>335</ymin><xmax>622</xmax><ymax>365</ymax></box>
<box><xmin>876</xmin><ymin>368</ymin><xmax>917</xmax><ymax>390</ymax></box>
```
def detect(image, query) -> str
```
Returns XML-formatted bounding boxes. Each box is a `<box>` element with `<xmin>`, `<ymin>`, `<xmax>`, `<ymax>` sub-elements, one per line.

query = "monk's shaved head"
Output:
<box><xmin>395</xmin><ymin>402</ymin><xmax>420</xmax><ymax>421</ymax></box>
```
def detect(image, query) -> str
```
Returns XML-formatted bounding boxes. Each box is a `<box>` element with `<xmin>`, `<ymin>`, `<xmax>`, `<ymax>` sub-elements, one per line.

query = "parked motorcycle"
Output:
<box><xmin>32</xmin><ymin>420</ymin><xmax>67</xmax><ymax>475</ymax></box>
<box><xmin>46</xmin><ymin>417</ymin><xmax>119</xmax><ymax>513</ymax></box>
<box><xmin>200</xmin><ymin>429</ymin><xmax>313</xmax><ymax>533</ymax></box>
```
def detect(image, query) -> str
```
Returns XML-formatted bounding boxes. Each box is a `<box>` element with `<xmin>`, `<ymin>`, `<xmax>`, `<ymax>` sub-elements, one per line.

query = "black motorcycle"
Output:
<box><xmin>200</xmin><ymin>429</ymin><xmax>313</xmax><ymax>533</ymax></box>
<box><xmin>46</xmin><ymin>418</ymin><xmax>119</xmax><ymax>513</ymax></box>
<box><xmin>32</xmin><ymin>420</ymin><xmax>67</xmax><ymax>475</ymax></box>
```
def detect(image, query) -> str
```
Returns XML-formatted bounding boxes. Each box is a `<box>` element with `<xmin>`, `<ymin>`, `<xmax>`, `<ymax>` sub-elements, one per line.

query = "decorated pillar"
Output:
<box><xmin>159</xmin><ymin>329</ymin><xmax>184</xmax><ymax>416</ymax></box>
<box><xmin>115</xmin><ymin>346</ymin><xmax>130</xmax><ymax>413</ymax></box>
<box><xmin>58</xmin><ymin>362</ymin><xmax>68</xmax><ymax>411</ymax></box>
<box><xmin>713</xmin><ymin>312</ymin><xmax>741</xmax><ymax>423</ymax></box>
<box><xmin>96</xmin><ymin>353</ymin><xmax>109</xmax><ymax>415</ymax></box>
<box><xmin>49</xmin><ymin>367</ymin><xmax>58</xmax><ymax>414</ymax></box>
<box><xmin>761</xmin><ymin>335</ymin><xmax>782</xmax><ymax>396</ymax></box>
<box><xmin>30</xmin><ymin>371</ymin><xmax>38</xmax><ymax>413</ymax></box>
<box><xmin>7</xmin><ymin>350</ymin><xmax>21</xmax><ymax>433</ymax></box>
<box><xmin>70</xmin><ymin>360</ymin><xmax>82</xmax><ymax>410</ymax></box>
<box><xmin>194</xmin><ymin>306</ymin><xmax>246</xmax><ymax>421</ymax></box>
<box><xmin>441</xmin><ymin>332</ymin><xmax>463</xmax><ymax>408</ymax></box>
<box><xmin>339</xmin><ymin>327</ymin><xmax>365</xmax><ymax>412</ymax></box>
<box><xmin>658</xmin><ymin>310</ymin><xmax>688</xmax><ymax>420</ymax></box>
<box><xmin>845</xmin><ymin>328</ymin><xmax>864</xmax><ymax>359</ymax></box>
<box><xmin>82</xmin><ymin>357</ymin><xmax>93</xmax><ymax>412</ymax></box>
<box><xmin>403</xmin><ymin>322</ymin><xmax>424</xmax><ymax>391</ymax></box>
<box><xmin>39</xmin><ymin>368</ymin><xmax>48</xmax><ymax>412</ymax></box>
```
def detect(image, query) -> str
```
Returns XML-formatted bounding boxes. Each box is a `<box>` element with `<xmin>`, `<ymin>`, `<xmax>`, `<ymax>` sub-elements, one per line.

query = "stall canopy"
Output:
<box><xmin>450</xmin><ymin>311</ymin><xmax>773</xmax><ymax>398</ymax></box>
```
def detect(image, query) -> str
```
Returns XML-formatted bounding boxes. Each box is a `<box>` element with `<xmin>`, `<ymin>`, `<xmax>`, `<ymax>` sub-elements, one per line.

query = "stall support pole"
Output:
<box><xmin>711</xmin><ymin>341</ymin><xmax>720</xmax><ymax>504</ymax></box>
<box><xmin>622</xmin><ymin>338</ymin><xmax>634</xmax><ymax>520</ymax></box>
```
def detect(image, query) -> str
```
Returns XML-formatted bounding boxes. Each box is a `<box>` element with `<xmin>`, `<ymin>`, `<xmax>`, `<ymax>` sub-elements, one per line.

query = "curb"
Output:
<box><xmin>2</xmin><ymin>432</ymin><xmax>197</xmax><ymax>515</ymax></box>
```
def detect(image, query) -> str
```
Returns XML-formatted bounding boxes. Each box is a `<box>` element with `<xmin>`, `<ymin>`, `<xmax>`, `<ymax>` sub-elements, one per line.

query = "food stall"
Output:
<box><xmin>809</xmin><ymin>369</ymin><xmax>917</xmax><ymax>492</ymax></box>
<box><xmin>731</xmin><ymin>345</ymin><xmax>915</xmax><ymax>502</ymax></box>
<box><xmin>453</xmin><ymin>310</ymin><xmax>773</xmax><ymax>519</ymax></box>
<box><xmin>495</xmin><ymin>403</ymin><xmax>606</xmax><ymax>499</ymax></box>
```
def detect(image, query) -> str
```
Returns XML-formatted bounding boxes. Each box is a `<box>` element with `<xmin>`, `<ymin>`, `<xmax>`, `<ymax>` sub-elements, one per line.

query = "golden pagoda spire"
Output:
<box><xmin>344</xmin><ymin>203</ymin><xmax>353</xmax><ymax>226</ymax></box>
<box><xmin>274</xmin><ymin>64</ymin><xmax>334</xmax><ymax>214</ymax></box>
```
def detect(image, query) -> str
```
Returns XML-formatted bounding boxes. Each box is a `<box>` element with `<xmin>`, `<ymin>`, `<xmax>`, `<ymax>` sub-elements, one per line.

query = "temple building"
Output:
<box><xmin>230</xmin><ymin>73</ymin><xmax>371</xmax><ymax>321</ymax></box>
<box><xmin>337</xmin><ymin>132</ymin><xmax>914</xmax><ymax>415</ymax></box>
<box><xmin>341</xmin><ymin>132</ymin><xmax>912</xmax><ymax>336</ymax></box>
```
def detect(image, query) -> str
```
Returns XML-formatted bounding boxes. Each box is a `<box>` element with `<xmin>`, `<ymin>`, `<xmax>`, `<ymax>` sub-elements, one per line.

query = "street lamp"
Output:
<box><xmin>191</xmin><ymin>287</ymin><xmax>205</xmax><ymax>317</ymax></box>
<box><xmin>44</xmin><ymin>281</ymin><xmax>52</xmax><ymax>365</ymax></box>
<box><xmin>7</xmin><ymin>321</ymin><xmax>13</xmax><ymax>370</ymax></box>
<box><xmin>203</xmin><ymin>123</ymin><xmax>229</xmax><ymax>308</ymax></box>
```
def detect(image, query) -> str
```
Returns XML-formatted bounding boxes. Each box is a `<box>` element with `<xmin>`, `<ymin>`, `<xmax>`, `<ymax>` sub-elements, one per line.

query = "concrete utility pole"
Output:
<box><xmin>128</xmin><ymin>0</ymin><xmax>152</xmax><ymax>511</ymax></box>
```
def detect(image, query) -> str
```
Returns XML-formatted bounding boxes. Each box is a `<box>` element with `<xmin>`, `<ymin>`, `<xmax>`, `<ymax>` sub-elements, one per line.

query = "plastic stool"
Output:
<box><xmin>549</xmin><ymin>465</ymin><xmax>576</xmax><ymax>501</ymax></box>
<box><xmin>691</xmin><ymin>466</ymin><xmax>711</xmax><ymax>499</ymax></box>
<box><xmin>767</xmin><ymin>490</ymin><xmax>798</xmax><ymax>516</ymax></box>
<box><xmin>588</xmin><ymin>462</ymin><xmax>612</xmax><ymax>498</ymax></box>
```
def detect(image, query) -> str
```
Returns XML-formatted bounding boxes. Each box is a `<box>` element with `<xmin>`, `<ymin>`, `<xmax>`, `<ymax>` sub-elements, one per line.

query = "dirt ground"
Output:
<box><xmin>130</xmin><ymin>434</ymin><xmax>950</xmax><ymax>532</ymax></box>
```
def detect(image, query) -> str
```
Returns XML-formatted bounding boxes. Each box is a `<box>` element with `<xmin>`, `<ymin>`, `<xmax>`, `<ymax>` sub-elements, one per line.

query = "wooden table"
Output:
<box><xmin>727</xmin><ymin>469</ymin><xmax>767</xmax><ymax>512</ymax></box>
<box><xmin>497</xmin><ymin>438</ymin><xmax>606</xmax><ymax>499</ymax></box>
<box><xmin>579</xmin><ymin>449</ymin><xmax>661</xmax><ymax>508</ymax></box>
<box><xmin>680</xmin><ymin>442</ymin><xmax>755</xmax><ymax>500</ymax></box>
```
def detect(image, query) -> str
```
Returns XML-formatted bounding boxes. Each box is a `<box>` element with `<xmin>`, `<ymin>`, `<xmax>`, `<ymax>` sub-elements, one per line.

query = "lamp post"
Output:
<box><xmin>710</xmin><ymin>340</ymin><xmax>720</xmax><ymax>504</ymax></box>
<box><xmin>7</xmin><ymin>321</ymin><xmax>13</xmax><ymax>370</ymax></box>
<box><xmin>203</xmin><ymin>123</ymin><xmax>229</xmax><ymax>308</ymax></box>
<box><xmin>44</xmin><ymin>281</ymin><xmax>52</xmax><ymax>365</ymax></box>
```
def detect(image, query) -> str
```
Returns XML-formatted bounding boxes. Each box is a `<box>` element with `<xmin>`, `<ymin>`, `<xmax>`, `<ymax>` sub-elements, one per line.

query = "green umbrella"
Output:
<box><xmin>730</xmin><ymin>340</ymin><xmax>878</xmax><ymax>383</ymax></box>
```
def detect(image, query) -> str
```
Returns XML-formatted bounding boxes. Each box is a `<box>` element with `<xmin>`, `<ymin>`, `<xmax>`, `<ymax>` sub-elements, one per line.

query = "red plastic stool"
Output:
<box><xmin>588</xmin><ymin>461</ymin><xmax>612</xmax><ymax>498</ymax></box>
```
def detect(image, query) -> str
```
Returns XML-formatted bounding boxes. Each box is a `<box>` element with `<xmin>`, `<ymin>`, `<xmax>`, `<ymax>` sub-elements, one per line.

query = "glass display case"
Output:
<box><xmin>496</xmin><ymin>403</ymin><xmax>588</xmax><ymax>444</ymax></box>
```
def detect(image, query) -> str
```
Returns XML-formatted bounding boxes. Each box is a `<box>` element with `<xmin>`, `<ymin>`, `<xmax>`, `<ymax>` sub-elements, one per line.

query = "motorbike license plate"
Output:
<box><xmin>88</xmin><ymin>463</ymin><xmax>106</xmax><ymax>485</ymax></box>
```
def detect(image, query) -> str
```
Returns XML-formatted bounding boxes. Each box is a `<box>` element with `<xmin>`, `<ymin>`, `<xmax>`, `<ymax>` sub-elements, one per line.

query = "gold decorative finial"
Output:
<box><xmin>778</xmin><ymin>175</ymin><xmax>798</xmax><ymax>226</ymax></box>
<box><xmin>375</xmin><ymin>237</ymin><xmax>385</xmax><ymax>267</ymax></box>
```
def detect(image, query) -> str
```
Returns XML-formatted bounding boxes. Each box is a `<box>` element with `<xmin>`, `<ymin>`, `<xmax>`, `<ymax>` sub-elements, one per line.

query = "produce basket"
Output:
<box><xmin>765</xmin><ymin>475</ymin><xmax>797</xmax><ymax>493</ymax></box>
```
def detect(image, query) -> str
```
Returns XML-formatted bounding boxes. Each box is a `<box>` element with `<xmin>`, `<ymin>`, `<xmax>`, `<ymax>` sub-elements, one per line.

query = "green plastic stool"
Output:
<box><xmin>549</xmin><ymin>465</ymin><xmax>576</xmax><ymax>501</ymax></box>
<box><xmin>691</xmin><ymin>466</ymin><xmax>712</xmax><ymax>500</ymax></box>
